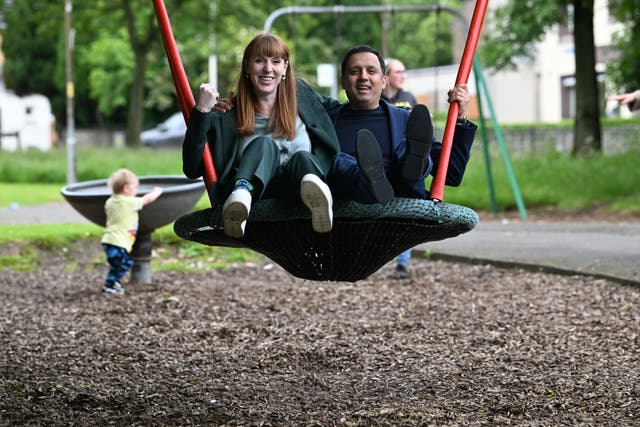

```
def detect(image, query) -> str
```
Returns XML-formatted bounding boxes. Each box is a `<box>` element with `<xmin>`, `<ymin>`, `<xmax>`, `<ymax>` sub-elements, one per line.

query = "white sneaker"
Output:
<box><xmin>102</xmin><ymin>284</ymin><xmax>125</xmax><ymax>295</ymax></box>
<box><xmin>300</xmin><ymin>174</ymin><xmax>333</xmax><ymax>233</ymax></box>
<box><xmin>222</xmin><ymin>188</ymin><xmax>252</xmax><ymax>238</ymax></box>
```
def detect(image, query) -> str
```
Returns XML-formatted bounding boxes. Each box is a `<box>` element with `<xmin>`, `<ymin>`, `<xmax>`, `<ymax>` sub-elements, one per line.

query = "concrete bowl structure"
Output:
<box><xmin>61</xmin><ymin>175</ymin><xmax>205</xmax><ymax>283</ymax></box>
<box><xmin>61</xmin><ymin>175</ymin><xmax>205</xmax><ymax>233</ymax></box>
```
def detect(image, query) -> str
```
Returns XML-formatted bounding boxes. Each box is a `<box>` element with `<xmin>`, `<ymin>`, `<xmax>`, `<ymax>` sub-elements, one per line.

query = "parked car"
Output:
<box><xmin>140</xmin><ymin>112</ymin><xmax>186</xmax><ymax>147</ymax></box>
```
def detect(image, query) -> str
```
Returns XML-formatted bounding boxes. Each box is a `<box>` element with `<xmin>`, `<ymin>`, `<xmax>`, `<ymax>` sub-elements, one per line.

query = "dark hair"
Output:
<box><xmin>340</xmin><ymin>45</ymin><xmax>386</xmax><ymax>76</ymax></box>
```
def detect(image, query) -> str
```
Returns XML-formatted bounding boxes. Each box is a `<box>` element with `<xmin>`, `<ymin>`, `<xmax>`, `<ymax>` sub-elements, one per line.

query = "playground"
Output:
<box><xmin>2</xmin><ymin>1</ymin><xmax>639</xmax><ymax>424</ymax></box>
<box><xmin>1</xmin><ymin>234</ymin><xmax>639</xmax><ymax>425</ymax></box>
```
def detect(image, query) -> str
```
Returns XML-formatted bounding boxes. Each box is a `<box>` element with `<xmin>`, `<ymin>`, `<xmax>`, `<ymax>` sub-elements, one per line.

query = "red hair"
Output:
<box><xmin>235</xmin><ymin>33</ymin><xmax>297</xmax><ymax>139</ymax></box>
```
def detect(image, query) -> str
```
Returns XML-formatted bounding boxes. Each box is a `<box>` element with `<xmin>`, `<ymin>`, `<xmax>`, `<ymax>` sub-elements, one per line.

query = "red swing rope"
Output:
<box><xmin>152</xmin><ymin>0</ymin><xmax>218</xmax><ymax>204</ymax></box>
<box><xmin>429</xmin><ymin>0</ymin><xmax>488</xmax><ymax>202</ymax></box>
<box><xmin>153</xmin><ymin>0</ymin><xmax>487</xmax><ymax>204</ymax></box>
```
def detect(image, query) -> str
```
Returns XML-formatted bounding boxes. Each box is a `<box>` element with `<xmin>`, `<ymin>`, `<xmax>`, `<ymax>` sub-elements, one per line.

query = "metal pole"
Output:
<box><xmin>380</xmin><ymin>0</ymin><xmax>388</xmax><ymax>58</ymax></box>
<box><xmin>264</xmin><ymin>5</ymin><xmax>464</xmax><ymax>34</ymax></box>
<box><xmin>474</xmin><ymin>60</ymin><xmax>527</xmax><ymax>219</ymax></box>
<box><xmin>152</xmin><ymin>0</ymin><xmax>218</xmax><ymax>205</ymax></box>
<box><xmin>429</xmin><ymin>0</ymin><xmax>489</xmax><ymax>201</ymax></box>
<box><xmin>130</xmin><ymin>232</ymin><xmax>153</xmax><ymax>283</ymax></box>
<box><xmin>473</xmin><ymin>63</ymin><xmax>498</xmax><ymax>213</ymax></box>
<box><xmin>208</xmin><ymin>1</ymin><xmax>218</xmax><ymax>90</ymax></box>
<box><xmin>64</xmin><ymin>0</ymin><xmax>77</xmax><ymax>184</ymax></box>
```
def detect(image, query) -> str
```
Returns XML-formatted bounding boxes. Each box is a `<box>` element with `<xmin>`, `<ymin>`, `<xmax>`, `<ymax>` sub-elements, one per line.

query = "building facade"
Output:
<box><xmin>405</xmin><ymin>0</ymin><xmax>626</xmax><ymax>124</ymax></box>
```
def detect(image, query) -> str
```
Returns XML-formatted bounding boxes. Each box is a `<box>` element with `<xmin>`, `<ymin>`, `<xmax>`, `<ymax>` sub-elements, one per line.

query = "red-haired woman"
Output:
<box><xmin>183</xmin><ymin>33</ymin><xmax>340</xmax><ymax>238</ymax></box>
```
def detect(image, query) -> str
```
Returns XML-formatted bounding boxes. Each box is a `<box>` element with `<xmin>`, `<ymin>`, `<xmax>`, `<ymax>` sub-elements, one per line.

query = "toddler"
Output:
<box><xmin>101</xmin><ymin>169</ymin><xmax>162</xmax><ymax>295</ymax></box>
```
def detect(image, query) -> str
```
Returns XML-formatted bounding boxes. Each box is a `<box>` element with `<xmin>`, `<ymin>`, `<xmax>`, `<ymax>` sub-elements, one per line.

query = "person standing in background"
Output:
<box><xmin>382</xmin><ymin>58</ymin><xmax>418</xmax><ymax>110</ymax></box>
<box><xmin>382</xmin><ymin>58</ymin><xmax>418</xmax><ymax>280</ymax></box>
<box><xmin>608</xmin><ymin>90</ymin><xmax>640</xmax><ymax>112</ymax></box>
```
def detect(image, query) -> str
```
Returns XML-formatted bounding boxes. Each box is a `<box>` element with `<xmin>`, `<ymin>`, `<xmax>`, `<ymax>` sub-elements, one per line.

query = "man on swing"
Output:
<box><xmin>328</xmin><ymin>44</ymin><xmax>476</xmax><ymax>205</ymax></box>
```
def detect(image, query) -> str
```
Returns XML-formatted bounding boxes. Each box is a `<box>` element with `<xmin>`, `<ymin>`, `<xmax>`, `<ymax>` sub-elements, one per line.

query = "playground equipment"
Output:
<box><xmin>263</xmin><ymin>4</ymin><xmax>526</xmax><ymax>218</ymax></box>
<box><xmin>61</xmin><ymin>176</ymin><xmax>204</xmax><ymax>283</ymax></box>
<box><xmin>152</xmin><ymin>0</ymin><xmax>488</xmax><ymax>282</ymax></box>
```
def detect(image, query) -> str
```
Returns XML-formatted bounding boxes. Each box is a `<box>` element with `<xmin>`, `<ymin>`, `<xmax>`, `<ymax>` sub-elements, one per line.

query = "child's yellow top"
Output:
<box><xmin>100</xmin><ymin>194</ymin><xmax>144</xmax><ymax>252</ymax></box>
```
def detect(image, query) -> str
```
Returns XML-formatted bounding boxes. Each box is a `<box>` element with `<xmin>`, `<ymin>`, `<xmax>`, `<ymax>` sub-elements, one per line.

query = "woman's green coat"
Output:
<box><xmin>182</xmin><ymin>78</ymin><xmax>340</xmax><ymax>206</ymax></box>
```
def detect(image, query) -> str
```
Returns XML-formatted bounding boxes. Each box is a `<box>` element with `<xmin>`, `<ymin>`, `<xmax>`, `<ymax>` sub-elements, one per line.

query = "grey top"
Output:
<box><xmin>238</xmin><ymin>113</ymin><xmax>311</xmax><ymax>165</ymax></box>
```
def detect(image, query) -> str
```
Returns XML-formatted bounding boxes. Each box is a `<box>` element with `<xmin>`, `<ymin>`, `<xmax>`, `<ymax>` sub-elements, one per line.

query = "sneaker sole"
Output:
<box><xmin>103</xmin><ymin>287</ymin><xmax>125</xmax><ymax>295</ymax></box>
<box><xmin>356</xmin><ymin>129</ymin><xmax>394</xmax><ymax>204</ymax></box>
<box><xmin>402</xmin><ymin>104</ymin><xmax>434</xmax><ymax>181</ymax></box>
<box><xmin>301</xmin><ymin>177</ymin><xmax>333</xmax><ymax>233</ymax></box>
<box><xmin>223</xmin><ymin>201</ymin><xmax>249</xmax><ymax>238</ymax></box>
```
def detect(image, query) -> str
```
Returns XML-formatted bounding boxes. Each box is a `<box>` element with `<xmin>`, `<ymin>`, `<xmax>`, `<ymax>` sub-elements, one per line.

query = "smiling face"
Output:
<box><xmin>246</xmin><ymin>55</ymin><xmax>288</xmax><ymax>99</ymax></box>
<box><xmin>341</xmin><ymin>51</ymin><xmax>387</xmax><ymax>110</ymax></box>
<box><xmin>240</xmin><ymin>34</ymin><xmax>292</xmax><ymax>104</ymax></box>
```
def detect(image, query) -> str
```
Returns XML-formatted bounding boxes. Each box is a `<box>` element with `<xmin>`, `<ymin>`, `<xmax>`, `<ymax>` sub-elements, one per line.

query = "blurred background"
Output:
<box><xmin>1</xmin><ymin>0</ymin><xmax>638</xmax><ymax>150</ymax></box>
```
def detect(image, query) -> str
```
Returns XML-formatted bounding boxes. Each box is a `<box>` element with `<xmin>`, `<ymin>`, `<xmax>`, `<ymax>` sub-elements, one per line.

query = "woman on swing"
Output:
<box><xmin>183</xmin><ymin>33</ymin><xmax>340</xmax><ymax>238</ymax></box>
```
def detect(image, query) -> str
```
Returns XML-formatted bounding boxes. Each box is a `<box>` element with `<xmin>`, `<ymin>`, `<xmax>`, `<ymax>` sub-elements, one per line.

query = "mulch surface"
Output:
<box><xmin>1</xmin><ymin>238</ymin><xmax>639</xmax><ymax>426</ymax></box>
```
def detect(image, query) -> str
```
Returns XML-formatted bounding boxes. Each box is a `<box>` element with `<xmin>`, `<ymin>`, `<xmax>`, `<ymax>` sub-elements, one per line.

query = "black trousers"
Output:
<box><xmin>236</xmin><ymin>136</ymin><xmax>325</xmax><ymax>201</ymax></box>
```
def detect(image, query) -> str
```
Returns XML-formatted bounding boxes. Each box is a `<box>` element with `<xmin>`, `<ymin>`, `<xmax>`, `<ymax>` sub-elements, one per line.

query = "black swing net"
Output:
<box><xmin>152</xmin><ymin>0</ymin><xmax>486</xmax><ymax>282</ymax></box>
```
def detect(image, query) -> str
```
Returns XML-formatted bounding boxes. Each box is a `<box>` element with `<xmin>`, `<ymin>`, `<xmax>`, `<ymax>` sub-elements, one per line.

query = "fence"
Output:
<box><xmin>59</xmin><ymin>122</ymin><xmax>640</xmax><ymax>156</ymax></box>
<box><xmin>433</xmin><ymin>122</ymin><xmax>640</xmax><ymax>156</ymax></box>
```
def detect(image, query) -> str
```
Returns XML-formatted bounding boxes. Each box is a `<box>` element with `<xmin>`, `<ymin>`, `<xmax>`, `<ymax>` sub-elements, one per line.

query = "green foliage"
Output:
<box><xmin>0</xmin><ymin>0</ymin><xmax>100</xmax><ymax>126</ymax></box>
<box><xmin>2</xmin><ymin>144</ymin><xmax>640</xmax><ymax>216</ymax></box>
<box><xmin>83</xmin><ymin>31</ymin><xmax>134</xmax><ymax>117</ymax></box>
<box><xmin>481</xmin><ymin>1</ymin><xmax>568</xmax><ymax>71</ymax></box>
<box><xmin>444</xmin><ymin>149</ymin><xmax>640</xmax><ymax>214</ymax></box>
<box><xmin>0</xmin><ymin>148</ymin><xmax>67</xmax><ymax>183</ymax></box>
<box><xmin>153</xmin><ymin>228</ymin><xmax>260</xmax><ymax>273</ymax></box>
<box><xmin>0</xmin><ymin>223</ymin><xmax>101</xmax><ymax>244</ymax></box>
<box><xmin>3</xmin><ymin>0</ymin><xmax>634</xmax><ymax>141</ymax></box>
<box><xmin>0</xmin><ymin>146</ymin><xmax>182</xmax><ymax>184</ymax></box>
<box><xmin>389</xmin><ymin>0</ymin><xmax>461</xmax><ymax>69</ymax></box>
<box><xmin>0</xmin><ymin>2</ymin><xmax>60</xmax><ymax>97</ymax></box>
<box><xmin>1</xmin><ymin>145</ymin><xmax>639</xmax><ymax>273</ymax></box>
<box><xmin>0</xmin><ymin>246</ymin><xmax>39</xmax><ymax>272</ymax></box>
<box><xmin>0</xmin><ymin>183</ymin><xmax>65</xmax><ymax>206</ymax></box>
<box><xmin>479</xmin><ymin>0</ymin><xmax>603</xmax><ymax>154</ymax></box>
<box><xmin>607</xmin><ymin>0</ymin><xmax>640</xmax><ymax>91</ymax></box>
<box><xmin>0</xmin><ymin>223</ymin><xmax>262</xmax><ymax>273</ymax></box>
<box><xmin>1</xmin><ymin>0</ymin><xmax>464</xmax><ymax>130</ymax></box>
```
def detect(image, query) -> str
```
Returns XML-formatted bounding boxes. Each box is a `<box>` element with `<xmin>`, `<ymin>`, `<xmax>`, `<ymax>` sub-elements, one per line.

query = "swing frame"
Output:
<box><xmin>152</xmin><ymin>0</ymin><xmax>488</xmax><ymax>282</ymax></box>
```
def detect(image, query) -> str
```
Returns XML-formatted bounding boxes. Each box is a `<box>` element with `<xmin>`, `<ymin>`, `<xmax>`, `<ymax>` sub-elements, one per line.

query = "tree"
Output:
<box><xmin>72</xmin><ymin>0</ymin><xmax>179</xmax><ymax>145</ymax></box>
<box><xmin>121</xmin><ymin>0</ymin><xmax>157</xmax><ymax>146</ymax></box>
<box><xmin>482</xmin><ymin>0</ymin><xmax>602</xmax><ymax>155</ymax></box>
<box><xmin>607</xmin><ymin>0</ymin><xmax>640</xmax><ymax>92</ymax></box>
<box><xmin>1</xmin><ymin>0</ymin><xmax>458</xmax><ymax>142</ymax></box>
<box><xmin>72</xmin><ymin>0</ymin><xmax>218</xmax><ymax>143</ymax></box>
<box><xmin>0</xmin><ymin>1</ymin><xmax>95</xmax><ymax>126</ymax></box>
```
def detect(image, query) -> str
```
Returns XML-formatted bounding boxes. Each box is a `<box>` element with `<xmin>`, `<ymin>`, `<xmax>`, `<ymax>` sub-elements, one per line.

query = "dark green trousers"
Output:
<box><xmin>236</xmin><ymin>136</ymin><xmax>325</xmax><ymax>201</ymax></box>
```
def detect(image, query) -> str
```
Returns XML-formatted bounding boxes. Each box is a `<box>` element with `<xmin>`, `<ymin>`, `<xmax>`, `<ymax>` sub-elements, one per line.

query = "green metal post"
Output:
<box><xmin>473</xmin><ymin>59</ymin><xmax>527</xmax><ymax>219</ymax></box>
<box><xmin>473</xmin><ymin>64</ymin><xmax>498</xmax><ymax>213</ymax></box>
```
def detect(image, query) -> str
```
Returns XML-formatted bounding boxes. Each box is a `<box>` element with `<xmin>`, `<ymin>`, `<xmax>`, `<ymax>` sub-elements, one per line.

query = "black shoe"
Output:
<box><xmin>356</xmin><ymin>129</ymin><xmax>394</xmax><ymax>204</ymax></box>
<box><xmin>391</xmin><ymin>264</ymin><xmax>411</xmax><ymax>279</ymax></box>
<box><xmin>402</xmin><ymin>104</ymin><xmax>434</xmax><ymax>181</ymax></box>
